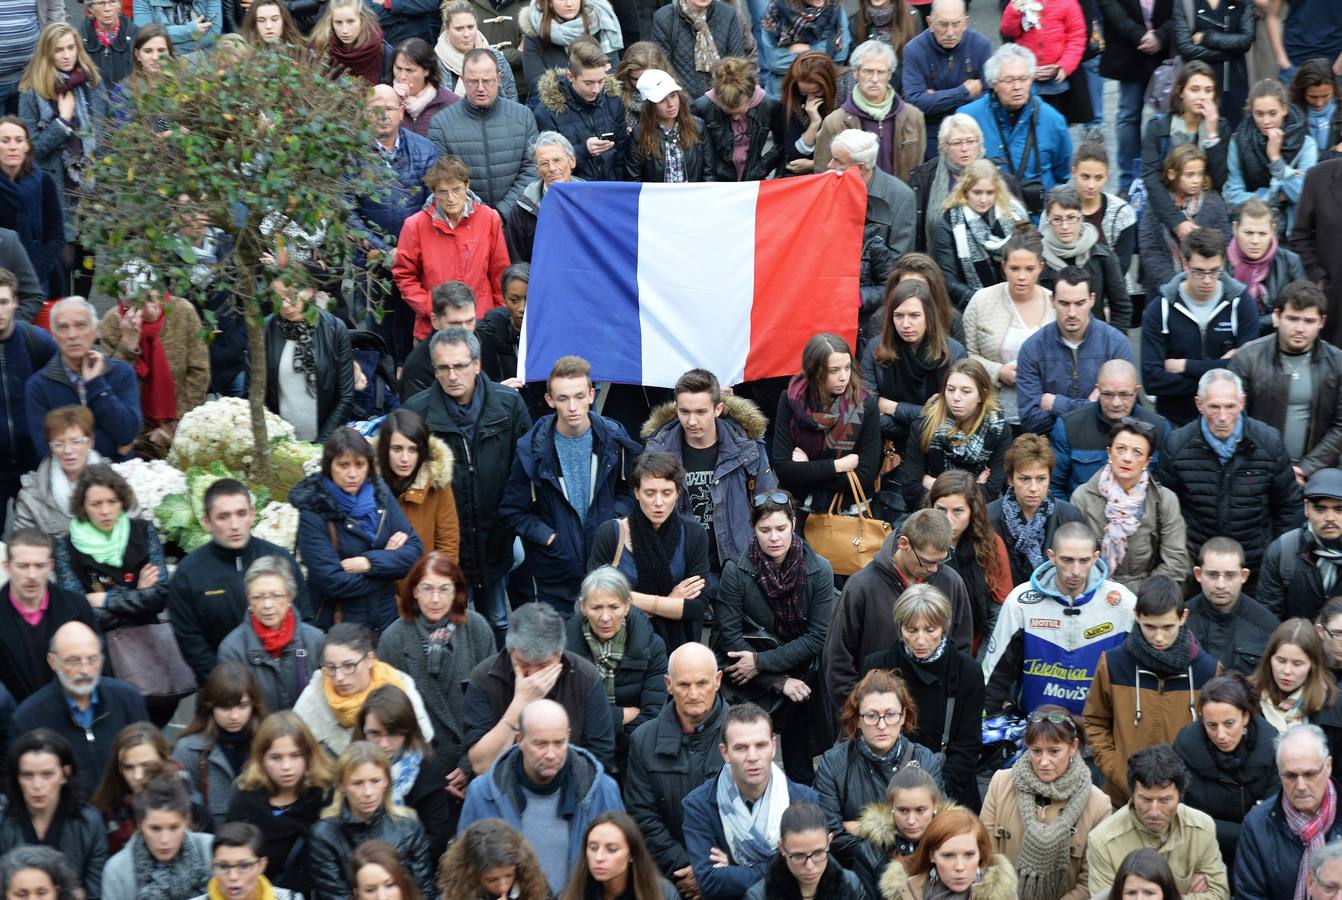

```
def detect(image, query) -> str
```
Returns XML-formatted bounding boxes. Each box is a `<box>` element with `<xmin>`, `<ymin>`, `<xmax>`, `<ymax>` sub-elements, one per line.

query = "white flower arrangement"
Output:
<box><xmin>252</xmin><ymin>501</ymin><xmax>299</xmax><ymax>551</ymax></box>
<box><xmin>169</xmin><ymin>398</ymin><xmax>296</xmax><ymax>474</ymax></box>
<box><xmin>110</xmin><ymin>459</ymin><xmax>188</xmax><ymax>528</ymax></box>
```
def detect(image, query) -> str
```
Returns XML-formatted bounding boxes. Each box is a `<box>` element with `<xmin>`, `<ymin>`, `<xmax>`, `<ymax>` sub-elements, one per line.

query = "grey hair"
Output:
<box><xmin>1277</xmin><ymin>723</ymin><xmax>1331</xmax><ymax>769</ymax></box>
<box><xmin>429</xmin><ymin>326</ymin><xmax>481</xmax><ymax>361</ymax></box>
<box><xmin>893</xmin><ymin>583</ymin><xmax>952</xmax><ymax>633</ymax></box>
<box><xmin>849</xmin><ymin>40</ymin><xmax>896</xmax><ymax>73</ymax></box>
<box><xmin>49</xmin><ymin>296</ymin><xmax>97</xmax><ymax>329</ymax></box>
<box><xmin>1310</xmin><ymin>841</ymin><xmax>1342</xmax><ymax>880</ymax></box>
<box><xmin>505</xmin><ymin>602</ymin><xmax>567</xmax><ymax>663</ymax></box>
<box><xmin>1196</xmin><ymin>368</ymin><xmax>1244</xmax><ymax>401</ymax></box>
<box><xmin>580</xmin><ymin>566</ymin><xmax>631</xmax><ymax>606</ymax></box>
<box><xmin>983</xmin><ymin>43</ymin><xmax>1037</xmax><ymax>86</ymax></box>
<box><xmin>929</xmin><ymin>0</ymin><xmax>966</xmax><ymax>15</ymax></box>
<box><xmin>832</xmin><ymin>129</ymin><xmax>879</xmax><ymax>169</ymax></box>
<box><xmin>243</xmin><ymin>555</ymin><xmax>298</xmax><ymax>599</ymax></box>
<box><xmin>532</xmin><ymin>130</ymin><xmax>575</xmax><ymax>160</ymax></box>
<box><xmin>0</xmin><ymin>846</ymin><xmax>79</xmax><ymax>900</ymax></box>
<box><xmin>937</xmin><ymin>113</ymin><xmax>983</xmax><ymax>150</ymax></box>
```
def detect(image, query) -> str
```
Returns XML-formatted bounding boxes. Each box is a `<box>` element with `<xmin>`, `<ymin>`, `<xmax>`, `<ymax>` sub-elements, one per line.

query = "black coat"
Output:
<box><xmin>0</xmin><ymin>584</ymin><xmax>97</xmax><ymax>703</ymax></box>
<box><xmin>403</xmin><ymin>752</ymin><xmax>454</xmax><ymax>861</ymax></box>
<box><xmin>308</xmin><ymin>805</ymin><xmax>435</xmax><ymax>900</ymax></box>
<box><xmin>1098</xmin><ymin>0</ymin><xmax>1174</xmax><ymax>82</ymax></box>
<box><xmin>933</xmin><ymin>208</ymin><xmax>1010</xmax><ymax>308</ymax></box>
<box><xmin>988</xmin><ymin>497</ymin><xmax>1087</xmax><ymax>585</ymax></box>
<box><xmin>1173</xmin><ymin>0</ymin><xmax>1255</xmax><ymax>109</ymax></box>
<box><xmin>166</xmin><ymin>538</ymin><xmax>310</xmax><ymax>683</ymax></box>
<box><xmin>1153</xmin><ymin>415</ymin><xmax>1303</xmax><ymax>572</ymax></box>
<box><xmin>565</xmin><ymin>605</ymin><xmax>669</xmax><ymax>765</ymax></box>
<box><xmin>860</xmin><ymin>645</ymin><xmax>984</xmax><ymax>810</ymax></box>
<box><xmin>1141</xmin><ymin>112</ymin><xmax>1232</xmax><ymax>234</ymax></box>
<box><xmin>56</xmin><ymin>518</ymin><xmax>166</xmax><ymax>634</ymax></box>
<box><xmin>898</xmin><ymin>413</ymin><xmax>1010</xmax><ymax>512</ymax></box>
<box><xmin>771</xmin><ymin>392</ymin><xmax>882</xmax><ymax>514</ymax></box>
<box><xmin>692</xmin><ymin>93</ymin><xmax>784</xmax><ymax>182</ymax></box>
<box><xmin>625</xmin><ymin>118</ymin><xmax>710</xmax><ymax>183</ymax></box>
<box><xmin>1184</xmin><ymin>592</ymin><xmax>1278</xmax><ymax>675</ymax></box>
<box><xmin>0</xmin><ymin>802</ymin><xmax>107</xmax><ymax>899</ymax></box>
<box><xmin>263</xmin><ymin>309</ymin><xmax>355</xmax><ymax>443</ymax></box>
<box><xmin>404</xmin><ymin>377</ymin><xmax>533</xmax><ymax>587</ymax></box>
<box><xmin>649</xmin><ymin>0</ymin><xmax>746</xmax><ymax>99</ymax></box>
<box><xmin>1174</xmin><ymin>714</ymin><xmax>1278</xmax><ymax>864</ymax></box>
<box><xmin>81</xmin><ymin>16</ymin><xmax>137</xmax><ymax>85</ymax></box>
<box><xmin>622</xmin><ymin>695</ymin><xmax>728</xmax><ymax>875</ymax></box>
<box><xmin>224</xmin><ymin>787</ymin><xmax>325</xmax><ymax>892</ymax></box>
<box><xmin>1290</xmin><ymin>159</ymin><xmax>1342</xmax><ymax>348</ymax></box>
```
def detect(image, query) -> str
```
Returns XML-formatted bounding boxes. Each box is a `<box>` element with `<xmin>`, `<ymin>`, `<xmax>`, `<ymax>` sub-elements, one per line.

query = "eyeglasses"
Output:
<box><xmin>945</xmin><ymin>137</ymin><xmax>979</xmax><ymax>149</ymax></box>
<box><xmin>1098</xmin><ymin>390</ymin><xmax>1136</xmax><ymax>402</ymax></box>
<box><xmin>909</xmin><ymin>543</ymin><xmax>950</xmax><ymax>571</ymax></box>
<box><xmin>463</xmin><ymin>77</ymin><xmax>497</xmax><ymax>87</ymax></box>
<box><xmin>415</xmin><ymin>583</ymin><xmax>456</xmax><ymax>598</ymax></box>
<box><xmin>213</xmin><ymin>859</ymin><xmax>260</xmax><ymax>874</ymax></box>
<box><xmin>1048</xmin><ymin>214</ymin><xmax>1083</xmax><ymax>227</ymax></box>
<box><xmin>997</xmin><ymin>76</ymin><xmax>1032</xmax><ymax>87</ymax></box>
<box><xmin>320</xmin><ymin>653</ymin><xmax>369</xmax><ymax>677</ymax></box>
<box><xmin>752</xmin><ymin>491</ymin><xmax>791</xmax><ymax>508</ymax></box>
<box><xmin>782</xmin><ymin>848</ymin><xmax>827</xmax><ymax>866</ymax></box>
<box><xmin>859</xmin><ymin>710</ymin><xmax>904</xmax><ymax>726</ymax></box>
<box><xmin>246</xmin><ymin>592</ymin><xmax>288</xmax><ymax>604</ymax></box>
<box><xmin>1322</xmin><ymin>627</ymin><xmax>1342</xmax><ymax>641</ymax></box>
<box><xmin>434</xmin><ymin>362</ymin><xmax>475</xmax><ymax>375</ymax></box>
<box><xmin>49</xmin><ymin>437</ymin><xmax>90</xmax><ymax>452</ymax></box>
<box><xmin>857</xmin><ymin>67</ymin><xmax>891</xmax><ymax>79</ymax></box>
<box><xmin>58</xmin><ymin>654</ymin><xmax>102</xmax><ymax>670</ymax></box>
<box><xmin>1187</xmin><ymin>266</ymin><xmax>1223</xmax><ymax>280</ymax></box>
<box><xmin>1314</xmin><ymin>884</ymin><xmax>1342</xmax><ymax>899</ymax></box>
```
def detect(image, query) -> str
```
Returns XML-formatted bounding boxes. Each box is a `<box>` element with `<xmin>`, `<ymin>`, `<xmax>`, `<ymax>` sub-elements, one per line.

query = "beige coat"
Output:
<box><xmin>979</xmin><ymin>767</ymin><xmax>1114</xmax><ymax>900</ymax></box>
<box><xmin>1070</xmin><ymin>468</ymin><xmax>1192</xmax><ymax>593</ymax></box>
<box><xmin>97</xmin><ymin>300</ymin><xmax>210</xmax><ymax>419</ymax></box>
<box><xmin>1085</xmin><ymin>803</ymin><xmax>1229</xmax><ymax>900</ymax></box>
<box><xmin>813</xmin><ymin>100</ymin><xmax>926</xmax><ymax>185</ymax></box>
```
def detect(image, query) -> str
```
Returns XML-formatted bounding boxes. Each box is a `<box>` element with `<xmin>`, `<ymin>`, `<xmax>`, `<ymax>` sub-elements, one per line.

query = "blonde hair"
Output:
<box><xmin>943</xmin><ymin>158</ymin><xmax>1014</xmax><ymax>220</ymax></box>
<box><xmin>919</xmin><ymin>358</ymin><xmax>1000</xmax><ymax>452</ymax></box>
<box><xmin>310</xmin><ymin>0</ymin><xmax>381</xmax><ymax>57</ymax></box>
<box><xmin>321</xmin><ymin>741</ymin><xmax>415</xmax><ymax>820</ymax></box>
<box><xmin>236</xmin><ymin>711</ymin><xmax>337</xmax><ymax>795</ymax></box>
<box><xmin>19</xmin><ymin>23</ymin><xmax>102</xmax><ymax>98</ymax></box>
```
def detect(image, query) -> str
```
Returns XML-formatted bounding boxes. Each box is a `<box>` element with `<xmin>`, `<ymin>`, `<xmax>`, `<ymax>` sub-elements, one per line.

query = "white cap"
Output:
<box><xmin>636</xmin><ymin>69</ymin><xmax>680</xmax><ymax>103</ymax></box>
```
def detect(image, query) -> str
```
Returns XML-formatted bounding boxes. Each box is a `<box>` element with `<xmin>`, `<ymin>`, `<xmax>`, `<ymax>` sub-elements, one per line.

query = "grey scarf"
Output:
<box><xmin>948</xmin><ymin>205</ymin><xmax>1007</xmax><ymax>294</ymax></box>
<box><xmin>1040</xmin><ymin>221</ymin><xmax>1100</xmax><ymax>272</ymax></box>
<box><xmin>129</xmin><ymin>832</ymin><xmax>211</xmax><ymax>900</ymax></box>
<box><xmin>1010</xmin><ymin>752</ymin><xmax>1092</xmax><ymax>900</ymax></box>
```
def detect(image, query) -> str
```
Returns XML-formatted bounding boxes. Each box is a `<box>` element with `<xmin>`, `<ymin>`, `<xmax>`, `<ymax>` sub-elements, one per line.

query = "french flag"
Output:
<box><xmin>518</xmin><ymin>170</ymin><xmax>867</xmax><ymax>388</ymax></box>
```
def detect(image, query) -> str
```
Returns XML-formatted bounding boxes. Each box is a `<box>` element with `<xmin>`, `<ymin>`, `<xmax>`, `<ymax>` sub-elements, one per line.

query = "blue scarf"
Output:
<box><xmin>1200</xmin><ymin>415</ymin><xmax>1244</xmax><ymax>465</ymax></box>
<box><xmin>1307</xmin><ymin>101</ymin><xmax>1335</xmax><ymax>155</ymax></box>
<box><xmin>324</xmin><ymin>477</ymin><xmax>382</xmax><ymax>540</ymax></box>
<box><xmin>0</xmin><ymin>170</ymin><xmax>44</xmax><ymax>257</ymax></box>
<box><xmin>390</xmin><ymin>749</ymin><xmax>423</xmax><ymax>806</ymax></box>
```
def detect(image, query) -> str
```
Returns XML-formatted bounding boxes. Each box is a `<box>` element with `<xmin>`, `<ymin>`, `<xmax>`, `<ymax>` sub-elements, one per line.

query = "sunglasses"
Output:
<box><xmin>753</xmin><ymin>491</ymin><xmax>791</xmax><ymax>508</ymax></box>
<box><xmin>1028</xmin><ymin>710</ymin><xmax>1077</xmax><ymax>730</ymax></box>
<box><xmin>1117</xmin><ymin>416</ymin><xmax>1156</xmax><ymax>439</ymax></box>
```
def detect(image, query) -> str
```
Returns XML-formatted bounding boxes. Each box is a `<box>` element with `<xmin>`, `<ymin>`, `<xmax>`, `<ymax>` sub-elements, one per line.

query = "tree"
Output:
<box><xmin>80</xmin><ymin>47</ymin><xmax>395</xmax><ymax>478</ymax></box>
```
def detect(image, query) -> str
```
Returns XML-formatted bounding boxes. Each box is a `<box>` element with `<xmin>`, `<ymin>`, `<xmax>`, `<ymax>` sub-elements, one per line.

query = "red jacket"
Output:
<box><xmin>1000</xmin><ymin>0</ymin><xmax>1088</xmax><ymax>77</ymax></box>
<box><xmin>392</xmin><ymin>197</ymin><xmax>510</xmax><ymax>340</ymax></box>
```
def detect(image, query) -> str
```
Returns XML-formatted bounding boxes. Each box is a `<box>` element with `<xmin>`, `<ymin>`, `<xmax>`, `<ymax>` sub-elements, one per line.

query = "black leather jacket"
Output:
<box><xmin>263</xmin><ymin>309</ymin><xmax>355</xmax><ymax>442</ymax></box>
<box><xmin>0</xmin><ymin>802</ymin><xmax>107</xmax><ymax>899</ymax></box>
<box><xmin>308</xmin><ymin>806</ymin><xmax>435</xmax><ymax>900</ymax></box>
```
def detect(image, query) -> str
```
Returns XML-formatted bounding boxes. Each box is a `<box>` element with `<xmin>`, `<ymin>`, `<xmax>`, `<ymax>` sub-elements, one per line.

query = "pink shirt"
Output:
<box><xmin>10</xmin><ymin>590</ymin><xmax>48</xmax><ymax>626</ymax></box>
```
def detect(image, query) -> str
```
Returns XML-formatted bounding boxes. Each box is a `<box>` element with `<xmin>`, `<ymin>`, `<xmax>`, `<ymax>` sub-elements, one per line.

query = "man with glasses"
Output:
<box><xmin>192</xmin><ymin>822</ymin><xmax>301</xmax><ymax>900</ymax></box>
<box><xmin>1186</xmin><ymin>537</ymin><xmax>1279</xmax><ymax>675</ymax></box>
<box><xmin>1050</xmin><ymin>359</ymin><xmax>1169</xmax><ymax>500</ymax></box>
<box><xmin>405</xmin><ymin>327</ymin><xmax>531</xmax><ymax>648</ymax></box>
<box><xmin>814</xmin><ymin>41</ymin><xmax>926</xmax><ymax>185</ymax></box>
<box><xmin>824</xmin><ymin>508</ymin><xmax>972</xmax><ymax>713</ymax></box>
<box><xmin>1231</xmin><ymin>281</ymin><xmax>1342</xmax><ymax>486</ymax></box>
<box><xmin>10</xmin><ymin>621</ymin><xmax>147</xmax><ymax>795</ymax></box>
<box><xmin>505</xmin><ymin>132</ymin><xmax>580</xmax><ymax>265</ymax></box>
<box><xmin>398</xmin><ymin>281</ymin><xmax>498</xmax><ymax>400</ymax></box>
<box><xmin>427</xmin><ymin>48</ymin><xmax>537</xmax><ymax>220</ymax></box>
<box><xmin>1236</xmin><ymin>725</ymin><xmax>1342</xmax><ymax>900</ymax></box>
<box><xmin>1141</xmin><ymin>227</ymin><xmax>1259</xmax><ymax>426</ymax></box>
<box><xmin>0</xmin><ymin>529</ymin><xmax>97</xmax><ymax>704</ymax></box>
<box><xmin>1258</xmin><ymin>468</ymin><xmax>1342</xmax><ymax>624</ymax></box>
<box><xmin>1017</xmin><ymin>264</ymin><xmax>1135</xmax><ymax>436</ymax></box>
<box><xmin>901</xmin><ymin>0</ymin><xmax>992</xmax><ymax>161</ymax></box>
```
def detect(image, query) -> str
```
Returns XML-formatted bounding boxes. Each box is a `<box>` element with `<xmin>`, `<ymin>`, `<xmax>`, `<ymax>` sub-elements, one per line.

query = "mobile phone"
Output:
<box><xmin>599</xmin><ymin>132</ymin><xmax>614</xmax><ymax>140</ymax></box>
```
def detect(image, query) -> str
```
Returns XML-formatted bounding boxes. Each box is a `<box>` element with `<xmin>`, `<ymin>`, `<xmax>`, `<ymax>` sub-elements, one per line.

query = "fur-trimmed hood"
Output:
<box><xmin>640</xmin><ymin>393</ymin><xmax>768</xmax><ymax>441</ymax></box>
<box><xmin>879</xmin><ymin>852</ymin><xmax>1017</xmax><ymax>900</ymax></box>
<box><xmin>536</xmin><ymin>66</ymin><xmax>623</xmax><ymax>114</ymax></box>
<box><xmin>370</xmin><ymin>434</ymin><xmax>455</xmax><ymax>495</ymax></box>
<box><xmin>857</xmin><ymin>799</ymin><xmax>962</xmax><ymax>854</ymax></box>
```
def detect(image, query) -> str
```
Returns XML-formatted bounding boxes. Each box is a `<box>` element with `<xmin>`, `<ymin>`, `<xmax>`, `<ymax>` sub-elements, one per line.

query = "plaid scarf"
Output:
<box><xmin>761</xmin><ymin>0</ymin><xmax>843</xmax><ymax>53</ymax></box>
<box><xmin>582</xmin><ymin>619</ymin><xmax>626</xmax><ymax>700</ymax></box>
<box><xmin>1285</xmin><ymin>779</ymin><xmax>1337</xmax><ymax>900</ymax></box>
<box><xmin>746</xmin><ymin>532</ymin><xmax>808</xmax><ymax>640</ymax></box>
<box><xmin>785</xmin><ymin>373</ymin><xmax>866</xmax><ymax>460</ymax></box>
<box><xmin>926</xmin><ymin>408</ymin><xmax>1005</xmax><ymax>472</ymax></box>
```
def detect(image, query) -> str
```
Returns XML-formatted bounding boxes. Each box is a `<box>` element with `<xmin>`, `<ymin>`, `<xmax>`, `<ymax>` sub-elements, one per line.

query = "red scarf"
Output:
<box><xmin>94</xmin><ymin>20</ymin><xmax>120</xmax><ymax>48</ymax></box>
<box><xmin>328</xmin><ymin>22</ymin><xmax>385</xmax><ymax>86</ymax></box>
<box><xmin>1228</xmin><ymin>236</ymin><xmax>1278</xmax><ymax>313</ymax></box>
<box><xmin>120</xmin><ymin>300</ymin><xmax>177</xmax><ymax>425</ymax></box>
<box><xmin>252</xmin><ymin>607</ymin><xmax>296</xmax><ymax>658</ymax></box>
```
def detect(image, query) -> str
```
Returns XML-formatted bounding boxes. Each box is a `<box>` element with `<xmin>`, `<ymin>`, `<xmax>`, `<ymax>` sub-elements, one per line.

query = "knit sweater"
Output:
<box><xmin>97</xmin><ymin>301</ymin><xmax>210</xmax><ymax>420</ymax></box>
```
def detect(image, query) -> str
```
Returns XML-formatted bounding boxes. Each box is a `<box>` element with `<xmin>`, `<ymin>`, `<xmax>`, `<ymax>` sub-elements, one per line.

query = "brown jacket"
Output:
<box><xmin>979</xmin><ymin>767</ymin><xmax>1114</xmax><ymax>900</ymax></box>
<box><xmin>97</xmin><ymin>300</ymin><xmax>210</xmax><ymax>419</ymax></box>
<box><xmin>814</xmin><ymin>98</ymin><xmax>925</xmax><ymax>185</ymax></box>
<box><xmin>880</xmin><ymin>852</ymin><xmax>1017</xmax><ymax>900</ymax></box>
<box><xmin>1070</xmin><ymin>470</ymin><xmax>1191</xmax><ymax>593</ymax></box>
<box><xmin>390</xmin><ymin>436</ymin><xmax>460</xmax><ymax>582</ymax></box>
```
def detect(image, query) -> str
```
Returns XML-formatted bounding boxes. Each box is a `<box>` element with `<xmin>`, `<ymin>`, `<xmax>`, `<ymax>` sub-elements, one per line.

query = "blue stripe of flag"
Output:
<box><xmin>522</xmin><ymin>181</ymin><xmax>642</xmax><ymax>384</ymax></box>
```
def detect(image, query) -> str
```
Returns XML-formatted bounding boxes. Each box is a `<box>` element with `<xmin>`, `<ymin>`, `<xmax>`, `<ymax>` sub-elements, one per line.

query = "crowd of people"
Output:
<box><xmin>1</xmin><ymin>0</ymin><xmax>1342</xmax><ymax>897</ymax></box>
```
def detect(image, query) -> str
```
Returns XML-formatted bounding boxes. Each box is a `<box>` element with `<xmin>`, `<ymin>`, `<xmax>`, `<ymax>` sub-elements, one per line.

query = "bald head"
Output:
<box><xmin>367</xmin><ymin>84</ymin><xmax>403</xmax><ymax>141</ymax></box>
<box><xmin>49</xmin><ymin>622</ymin><xmax>101</xmax><ymax>699</ymax></box>
<box><xmin>1096</xmin><ymin>359</ymin><xmax>1141</xmax><ymax>422</ymax></box>
<box><xmin>517</xmin><ymin>699</ymin><xmax>570</xmax><ymax>783</ymax></box>
<box><xmin>518</xmin><ymin>698</ymin><xmax>569</xmax><ymax>737</ymax></box>
<box><xmin>930</xmin><ymin>0</ymin><xmax>965</xmax><ymax>15</ymax></box>
<box><xmin>666</xmin><ymin>642</ymin><xmax>722</xmax><ymax>728</ymax></box>
<box><xmin>669</xmin><ymin>641</ymin><xmax>717</xmax><ymax>679</ymax></box>
<box><xmin>50</xmin><ymin>621</ymin><xmax>99</xmax><ymax>659</ymax></box>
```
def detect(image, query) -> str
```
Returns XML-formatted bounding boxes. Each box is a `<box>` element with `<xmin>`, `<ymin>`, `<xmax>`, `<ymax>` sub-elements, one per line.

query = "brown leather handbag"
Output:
<box><xmin>803</xmin><ymin>471</ymin><xmax>891</xmax><ymax>576</ymax></box>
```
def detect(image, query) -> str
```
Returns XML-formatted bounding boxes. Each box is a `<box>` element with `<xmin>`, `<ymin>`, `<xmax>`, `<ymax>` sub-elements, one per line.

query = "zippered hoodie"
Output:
<box><xmin>1140</xmin><ymin>271</ymin><xmax>1257</xmax><ymax>425</ymax></box>
<box><xmin>983</xmin><ymin>557</ymin><xmax>1137</xmax><ymax>716</ymax></box>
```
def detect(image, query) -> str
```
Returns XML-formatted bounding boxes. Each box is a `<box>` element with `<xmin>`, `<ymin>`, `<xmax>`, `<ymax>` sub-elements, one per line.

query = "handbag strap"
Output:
<box><xmin>845</xmin><ymin>470</ymin><xmax>876</xmax><ymax>518</ymax></box>
<box><xmin>611</xmin><ymin>519</ymin><xmax>626</xmax><ymax>568</ymax></box>
<box><xmin>940</xmin><ymin>659</ymin><xmax>960</xmax><ymax>753</ymax></box>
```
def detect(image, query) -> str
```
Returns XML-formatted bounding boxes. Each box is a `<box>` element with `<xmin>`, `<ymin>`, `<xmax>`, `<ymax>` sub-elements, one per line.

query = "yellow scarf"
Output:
<box><xmin>323</xmin><ymin>660</ymin><xmax>406</xmax><ymax>728</ymax></box>
<box><xmin>208</xmin><ymin>875</ymin><xmax>277</xmax><ymax>900</ymax></box>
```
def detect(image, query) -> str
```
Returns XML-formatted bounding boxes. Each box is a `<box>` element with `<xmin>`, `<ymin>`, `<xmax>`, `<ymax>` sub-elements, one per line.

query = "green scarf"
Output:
<box><xmin>852</xmin><ymin>86</ymin><xmax>894</xmax><ymax>121</ymax></box>
<box><xmin>582</xmin><ymin>619</ymin><xmax>627</xmax><ymax>700</ymax></box>
<box><xmin>69</xmin><ymin>514</ymin><xmax>132</xmax><ymax>567</ymax></box>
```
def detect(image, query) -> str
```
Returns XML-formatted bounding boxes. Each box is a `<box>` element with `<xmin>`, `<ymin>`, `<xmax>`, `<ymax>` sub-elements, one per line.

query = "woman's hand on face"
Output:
<box><xmin>834</xmin><ymin>453</ymin><xmax>859</xmax><ymax>473</ymax></box>
<box><xmin>341</xmin><ymin>556</ymin><xmax>372</xmax><ymax>573</ymax></box>
<box><xmin>803</xmin><ymin>95</ymin><xmax>823</xmax><ymax>125</ymax></box>
<box><xmin>137</xmin><ymin>563</ymin><xmax>159</xmax><ymax>589</ymax></box>
<box><xmin>725</xmin><ymin>650</ymin><xmax>759</xmax><ymax>684</ymax></box>
<box><xmin>385</xmin><ymin>530</ymin><xmax>409</xmax><ymax>550</ymax></box>
<box><xmin>781</xmin><ymin>677</ymin><xmax>811</xmax><ymax>702</ymax></box>
<box><xmin>1265</xmin><ymin>127</ymin><xmax>1284</xmax><ymax>160</ymax></box>
<box><xmin>670</xmin><ymin>575</ymin><xmax>705</xmax><ymax>600</ymax></box>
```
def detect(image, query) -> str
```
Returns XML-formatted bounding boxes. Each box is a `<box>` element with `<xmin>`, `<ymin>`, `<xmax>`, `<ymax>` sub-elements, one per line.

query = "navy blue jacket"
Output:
<box><xmin>1235</xmin><ymin>792</ymin><xmax>1342</xmax><ymax>900</ymax></box>
<box><xmin>10</xmin><ymin>677</ymin><xmax>149</xmax><ymax>797</ymax></box>
<box><xmin>24</xmin><ymin>353</ymin><xmax>141</xmax><ymax>461</ymax></box>
<box><xmin>682</xmin><ymin>774</ymin><xmax>820</xmax><ymax>899</ymax></box>
<box><xmin>288</xmin><ymin>473</ymin><xmax>424</xmax><ymax>632</ymax></box>
<box><xmin>0</xmin><ymin>322</ymin><xmax>55</xmax><ymax>478</ymax></box>
<box><xmin>1017</xmin><ymin>318</ymin><xmax>1135</xmax><ymax>435</ymax></box>
<box><xmin>499</xmin><ymin>412</ymin><xmax>641</xmax><ymax>588</ymax></box>
<box><xmin>1049</xmin><ymin>401</ymin><xmax>1169</xmax><ymax>501</ymax></box>
<box><xmin>1140</xmin><ymin>272</ymin><xmax>1258</xmax><ymax>425</ymax></box>
<box><xmin>900</xmin><ymin>27</ymin><xmax>993</xmax><ymax>157</ymax></box>
<box><xmin>354</xmin><ymin>128</ymin><xmax>439</xmax><ymax>252</ymax></box>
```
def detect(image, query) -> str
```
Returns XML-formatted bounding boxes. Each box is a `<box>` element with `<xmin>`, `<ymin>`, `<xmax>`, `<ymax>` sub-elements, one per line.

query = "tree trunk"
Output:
<box><xmin>247</xmin><ymin>302</ymin><xmax>272</xmax><ymax>482</ymax></box>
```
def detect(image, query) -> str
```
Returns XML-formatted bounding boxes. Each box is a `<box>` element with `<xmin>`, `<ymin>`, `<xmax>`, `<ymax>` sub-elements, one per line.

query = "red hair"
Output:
<box><xmin>396</xmin><ymin>552</ymin><xmax>468</xmax><ymax>623</ymax></box>
<box><xmin>905</xmin><ymin>808</ymin><xmax>992</xmax><ymax>880</ymax></box>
